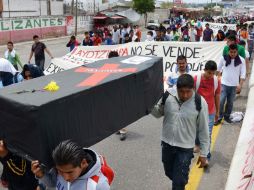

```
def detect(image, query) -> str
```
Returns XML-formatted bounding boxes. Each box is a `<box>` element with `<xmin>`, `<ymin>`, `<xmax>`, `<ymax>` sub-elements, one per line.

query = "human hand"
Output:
<box><xmin>0</xmin><ymin>140</ymin><xmax>8</xmax><ymax>158</ymax></box>
<box><xmin>0</xmin><ymin>180</ymin><xmax>8</xmax><ymax>188</ymax></box>
<box><xmin>236</xmin><ymin>85</ymin><xmax>242</xmax><ymax>94</ymax></box>
<box><xmin>197</xmin><ymin>156</ymin><xmax>208</xmax><ymax>168</ymax></box>
<box><xmin>31</xmin><ymin>161</ymin><xmax>44</xmax><ymax>178</ymax></box>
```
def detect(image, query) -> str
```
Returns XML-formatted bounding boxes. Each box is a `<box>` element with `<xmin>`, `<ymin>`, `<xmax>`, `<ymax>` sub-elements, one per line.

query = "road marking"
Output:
<box><xmin>185</xmin><ymin>124</ymin><xmax>222</xmax><ymax>190</ymax></box>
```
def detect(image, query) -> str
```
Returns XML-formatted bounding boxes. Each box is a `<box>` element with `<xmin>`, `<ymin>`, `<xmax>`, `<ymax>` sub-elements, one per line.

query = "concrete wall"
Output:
<box><xmin>138</xmin><ymin>8</ymin><xmax>170</xmax><ymax>26</ymax></box>
<box><xmin>66</xmin><ymin>15</ymin><xmax>93</xmax><ymax>35</ymax></box>
<box><xmin>0</xmin><ymin>16</ymin><xmax>66</xmax><ymax>45</ymax></box>
<box><xmin>2</xmin><ymin>0</ymin><xmax>63</xmax><ymax>18</ymax></box>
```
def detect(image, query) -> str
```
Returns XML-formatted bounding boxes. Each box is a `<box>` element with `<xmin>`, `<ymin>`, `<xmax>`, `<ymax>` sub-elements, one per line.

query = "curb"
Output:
<box><xmin>0</xmin><ymin>34</ymin><xmax>84</xmax><ymax>48</ymax></box>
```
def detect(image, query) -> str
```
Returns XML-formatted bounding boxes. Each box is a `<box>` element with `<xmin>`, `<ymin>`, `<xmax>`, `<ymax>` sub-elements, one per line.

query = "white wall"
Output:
<box><xmin>2</xmin><ymin>0</ymin><xmax>63</xmax><ymax>18</ymax></box>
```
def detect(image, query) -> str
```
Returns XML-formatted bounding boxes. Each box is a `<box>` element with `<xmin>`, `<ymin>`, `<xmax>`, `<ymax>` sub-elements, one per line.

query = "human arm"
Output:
<box><xmin>215</xmin><ymin>79</ymin><xmax>221</xmax><ymax>121</ymax></box>
<box><xmin>217</xmin><ymin>56</ymin><xmax>224</xmax><ymax>75</ymax></box>
<box><xmin>197</xmin><ymin>99</ymin><xmax>210</xmax><ymax>158</ymax></box>
<box><xmin>237</xmin><ymin>59</ymin><xmax>246</xmax><ymax>93</ymax></box>
<box><xmin>28</xmin><ymin>51</ymin><xmax>34</xmax><ymax>64</ymax></box>
<box><xmin>31</xmin><ymin>161</ymin><xmax>57</xmax><ymax>187</ymax></box>
<box><xmin>66</xmin><ymin>40</ymin><xmax>72</xmax><ymax>47</ymax></box>
<box><xmin>150</xmin><ymin>98</ymin><xmax>164</xmax><ymax>118</ymax></box>
<box><xmin>45</xmin><ymin>48</ymin><xmax>53</xmax><ymax>59</ymax></box>
<box><xmin>15</xmin><ymin>54</ymin><xmax>23</xmax><ymax>69</ymax></box>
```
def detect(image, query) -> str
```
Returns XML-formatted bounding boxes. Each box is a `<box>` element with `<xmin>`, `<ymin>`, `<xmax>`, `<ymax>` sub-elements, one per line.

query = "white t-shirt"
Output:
<box><xmin>218</xmin><ymin>56</ymin><xmax>246</xmax><ymax>86</ymax></box>
<box><xmin>245</xmin><ymin>50</ymin><xmax>250</xmax><ymax>59</ymax></box>
<box><xmin>112</xmin><ymin>29</ymin><xmax>120</xmax><ymax>44</ymax></box>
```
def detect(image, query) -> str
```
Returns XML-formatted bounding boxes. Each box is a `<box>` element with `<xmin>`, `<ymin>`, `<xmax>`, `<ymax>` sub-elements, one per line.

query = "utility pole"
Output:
<box><xmin>47</xmin><ymin>0</ymin><xmax>51</xmax><ymax>16</ymax></box>
<box><xmin>94</xmin><ymin>0</ymin><xmax>96</xmax><ymax>15</ymax></box>
<box><xmin>71</xmin><ymin>0</ymin><xmax>74</xmax><ymax>15</ymax></box>
<box><xmin>0</xmin><ymin>0</ymin><xmax>3</xmax><ymax>18</ymax></box>
<box><xmin>75</xmin><ymin>0</ymin><xmax>78</xmax><ymax>36</ymax></box>
<box><xmin>8</xmin><ymin>0</ymin><xmax>10</xmax><ymax>17</ymax></box>
<box><xmin>39</xmin><ymin>0</ymin><xmax>42</xmax><ymax>16</ymax></box>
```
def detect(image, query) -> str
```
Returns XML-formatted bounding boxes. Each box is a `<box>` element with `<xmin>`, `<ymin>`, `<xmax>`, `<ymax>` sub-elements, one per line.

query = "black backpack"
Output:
<box><xmin>161</xmin><ymin>91</ymin><xmax>202</xmax><ymax>113</ymax></box>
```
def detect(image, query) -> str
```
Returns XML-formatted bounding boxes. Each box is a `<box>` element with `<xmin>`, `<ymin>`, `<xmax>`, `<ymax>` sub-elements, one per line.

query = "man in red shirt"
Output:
<box><xmin>93</xmin><ymin>32</ymin><xmax>102</xmax><ymax>46</ymax></box>
<box><xmin>194</xmin><ymin>60</ymin><xmax>221</xmax><ymax>161</ymax></box>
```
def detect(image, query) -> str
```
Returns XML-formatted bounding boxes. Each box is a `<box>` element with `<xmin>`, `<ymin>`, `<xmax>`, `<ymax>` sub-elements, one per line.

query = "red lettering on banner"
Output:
<box><xmin>237</xmin><ymin>121</ymin><xmax>254</xmax><ymax>190</ymax></box>
<box><xmin>98</xmin><ymin>50</ymin><xmax>108</xmax><ymax>59</ymax></box>
<box><xmin>76</xmin><ymin>50</ymin><xmax>83</xmax><ymax>57</ymax></box>
<box><xmin>93</xmin><ymin>50</ymin><xmax>99</xmax><ymax>59</ymax></box>
<box><xmin>75</xmin><ymin>63</ymin><xmax>137</xmax><ymax>87</ymax></box>
<box><xmin>119</xmin><ymin>48</ymin><xmax>128</xmax><ymax>56</ymax></box>
<box><xmin>86</xmin><ymin>51</ymin><xmax>95</xmax><ymax>59</ymax></box>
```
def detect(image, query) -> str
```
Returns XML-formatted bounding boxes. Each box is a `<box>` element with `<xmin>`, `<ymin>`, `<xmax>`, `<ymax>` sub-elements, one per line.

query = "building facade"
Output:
<box><xmin>0</xmin><ymin>0</ymin><xmax>64</xmax><ymax>18</ymax></box>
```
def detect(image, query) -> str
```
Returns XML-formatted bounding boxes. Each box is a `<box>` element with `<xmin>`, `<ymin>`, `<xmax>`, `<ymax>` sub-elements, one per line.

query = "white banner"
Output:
<box><xmin>225</xmin><ymin>88</ymin><xmax>254</xmax><ymax>190</ymax></box>
<box><xmin>202</xmin><ymin>22</ymin><xmax>236</xmax><ymax>35</ymax></box>
<box><xmin>45</xmin><ymin>42</ymin><xmax>226</xmax><ymax>80</ymax></box>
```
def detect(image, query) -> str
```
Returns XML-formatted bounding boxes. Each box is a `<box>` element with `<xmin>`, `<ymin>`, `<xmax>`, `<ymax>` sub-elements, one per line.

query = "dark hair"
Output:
<box><xmin>108</xmin><ymin>33</ymin><xmax>112</xmax><ymax>37</ymax></box>
<box><xmin>227</xmin><ymin>35</ymin><xmax>236</xmax><ymax>42</ymax></box>
<box><xmin>108</xmin><ymin>51</ymin><xmax>119</xmax><ymax>58</ymax></box>
<box><xmin>84</xmin><ymin>31</ymin><xmax>89</xmax><ymax>35</ymax></box>
<box><xmin>147</xmin><ymin>31</ymin><xmax>153</xmax><ymax>36</ymax></box>
<box><xmin>177</xmin><ymin>55</ymin><xmax>187</xmax><ymax>62</ymax></box>
<box><xmin>52</xmin><ymin>140</ymin><xmax>91</xmax><ymax>167</ymax></box>
<box><xmin>239</xmin><ymin>40</ymin><xmax>246</xmax><ymax>46</ymax></box>
<box><xmin>229</xmin><ymin>43</ymin><xmax>238</xmax><ymax>50</ymax></box>
<box><xmin>204</xmin><ymin>60</ymin><xmax>217</xmax><ymax>71</ymax></box>
<box><xmin>71</xmin><ymin>35</ymin><xmax>76</xmax><ymax>40</ymax></box>
<box><xmin>33</xmin><ymin>35</ymin><xmax>39</xmax><ymax>39</ymax></box>
<box><xmin>7</xmin><ymin>41</ymin><xmax>13</xmax><ymax>46</ymax></box>
<box><xmin>177</xmin><ymin>74</ymin><xmax>194</xmax><ymax>89</ymax></box>
<box><xmin>205</xmin><ymin>23</ymin><xmax>209</xmax><ymax>26</ymax></box>
<box><xmin>124</xmin><ymin>33</ymin><xmax>129</xmax><ymax>38</ymax></box>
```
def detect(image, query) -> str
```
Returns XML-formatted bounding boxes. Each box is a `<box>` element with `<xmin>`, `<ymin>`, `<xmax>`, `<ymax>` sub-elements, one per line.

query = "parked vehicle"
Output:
<box><xmin>147</xmin><ymin>20</ymin><xmax>160</xmax><ymax>30</ymax></box>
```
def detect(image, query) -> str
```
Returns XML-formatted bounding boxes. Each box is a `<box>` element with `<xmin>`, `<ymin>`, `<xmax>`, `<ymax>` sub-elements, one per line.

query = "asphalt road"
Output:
<box><xmin>0</xmin><ymin>35</ymin><xmax>247</xmax><ymax>190</ymax></box>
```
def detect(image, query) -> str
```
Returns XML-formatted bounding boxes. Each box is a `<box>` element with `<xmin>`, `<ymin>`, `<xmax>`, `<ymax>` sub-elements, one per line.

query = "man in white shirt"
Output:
<box><xmin>215</xmin><ymin>44</ymin><xmax>246</xmax><ymax>124</ymax></box>
<box><xmin>112</xmin><ymin>25</ymin><xmax>121</xmax><ymax>44</ymax></box>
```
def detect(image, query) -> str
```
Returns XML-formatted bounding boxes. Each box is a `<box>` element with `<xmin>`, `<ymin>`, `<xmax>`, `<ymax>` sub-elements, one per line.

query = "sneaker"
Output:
<box><xmin>224</xmin><ymin>117</ymin><xmax>233</xmax><ymax>124</ymax></box>
<box><xmin>120</xmin><ymin>133</ymin><xmax>127</xmax><ymax>141</ymax></box>
<box><xmin>214</xmin><ymin>118</ymin><xmax>223</xmax><ymax>126</ymax></box>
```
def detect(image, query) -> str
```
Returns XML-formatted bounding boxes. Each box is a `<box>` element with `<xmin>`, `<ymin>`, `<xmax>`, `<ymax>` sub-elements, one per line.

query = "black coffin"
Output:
<box><xmin>0</xmin><ymin>56</ymin><xmax>163</xmax><ymax>167</ymax></box>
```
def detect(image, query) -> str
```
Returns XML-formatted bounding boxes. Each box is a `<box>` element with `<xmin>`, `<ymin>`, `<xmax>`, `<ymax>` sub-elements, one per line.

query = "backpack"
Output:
<box><xmin>195</xmin><ymin>73</ymin><xmax>218</xmax><ymax>95</ymax></box>
<box><xmin>161</xmin><ymin>90</ymin><xmax>201</xmax><ymax>113</ymax></box>
<box><xmin>87</xmin><ymin>155</ymin><xmax>114</xmax><ymax>189</ymax></box>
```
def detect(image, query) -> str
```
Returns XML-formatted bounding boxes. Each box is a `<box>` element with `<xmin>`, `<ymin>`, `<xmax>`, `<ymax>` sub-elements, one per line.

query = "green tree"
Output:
<box><xmin>133</xmin><ymin>0</ymin><xmax>155</xmax><ymax>27</ymax></box>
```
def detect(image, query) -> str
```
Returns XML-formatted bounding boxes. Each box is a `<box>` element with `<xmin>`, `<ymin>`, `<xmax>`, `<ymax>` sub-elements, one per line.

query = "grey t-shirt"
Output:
<box><xmin>32</xmin><ymin>42</ymin><xmax>46</xmax><ymax>61</ymax></box>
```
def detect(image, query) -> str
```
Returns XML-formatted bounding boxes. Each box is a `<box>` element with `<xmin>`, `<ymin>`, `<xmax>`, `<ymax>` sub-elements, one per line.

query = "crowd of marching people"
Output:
<box><xmin>0</xmin><ymin>14</ymin><xmax>253</xmax><ymax>190</ymax></box>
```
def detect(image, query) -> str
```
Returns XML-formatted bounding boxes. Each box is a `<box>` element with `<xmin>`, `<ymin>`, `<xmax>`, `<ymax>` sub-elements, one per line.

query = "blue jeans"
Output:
<box><xmin>207</xmin><ymin>114</ymin><xmax>215</xmax><ymax>159</ymax></box>
<box><xmin>161</xmin><ymin>141</ymin><xmax>194</xmax><ymax>190</ymax></box>
<box><xmin>219</xmin><ymin>84</ymin><xmax>236</xmax><ymax>120</ymax></box>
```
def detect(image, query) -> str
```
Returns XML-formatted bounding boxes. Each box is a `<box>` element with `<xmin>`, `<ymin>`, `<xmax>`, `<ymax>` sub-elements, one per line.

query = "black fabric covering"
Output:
<box><xmin>0</xmin><ymin>56</ymin><xmax>163</xmax><ymax>167</ymax></box>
